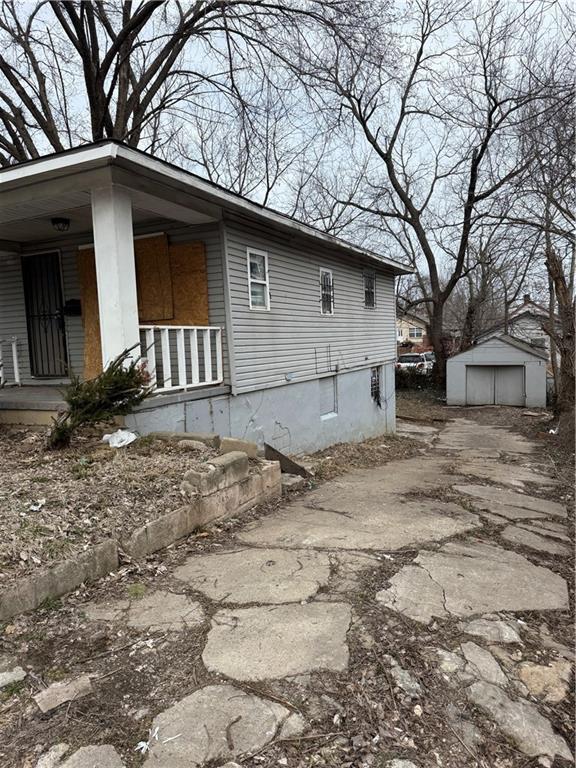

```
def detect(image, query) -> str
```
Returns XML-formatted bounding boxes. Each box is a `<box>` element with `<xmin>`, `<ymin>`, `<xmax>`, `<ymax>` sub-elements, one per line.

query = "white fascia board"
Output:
<box><xmin>0</xmin><ymin>144</ymin><xmax>117</xmax><ymax>188</ymax></box>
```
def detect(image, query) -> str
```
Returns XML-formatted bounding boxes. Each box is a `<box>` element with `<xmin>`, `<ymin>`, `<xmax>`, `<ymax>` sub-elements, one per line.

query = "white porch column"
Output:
<box><xmin>91</xmin><ymin>186</ymin><xmax>140</xmax><ymax>368</ymax></box>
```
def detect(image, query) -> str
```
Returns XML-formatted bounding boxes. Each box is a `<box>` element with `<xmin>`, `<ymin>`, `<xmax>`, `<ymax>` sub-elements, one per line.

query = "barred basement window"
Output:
<box><xmin>371</xmin><ymin>366</ymin><xmax>382</xmax><ymax>408</ymax></box>
<box><xmin>364</xmin><ymin>271</ymin><xmax>376</xmax><ymax>308</ymax></box>
<box><xmin>320</xmin><ymin>268</ymin><xmax>334</xmax><ymax>315</ymax></box>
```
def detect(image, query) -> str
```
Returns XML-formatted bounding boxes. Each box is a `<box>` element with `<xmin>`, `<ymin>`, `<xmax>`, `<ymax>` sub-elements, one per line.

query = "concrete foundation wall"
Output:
<box><xmin>126</xmin><ymin>362</ymin><xmax>396</xmax><ymax>454</ymax></box>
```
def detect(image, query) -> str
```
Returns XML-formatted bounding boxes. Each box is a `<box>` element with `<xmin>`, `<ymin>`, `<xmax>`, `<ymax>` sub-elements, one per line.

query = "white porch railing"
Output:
<box><xmin>0</xmin><ymin>336</ymin><xmax>21</xmax><ymax>386</ymax></box>
<box><xmin>140</xmin><ymin>325</ymin><xmax>223</xmax><ymax>393</ymax></box>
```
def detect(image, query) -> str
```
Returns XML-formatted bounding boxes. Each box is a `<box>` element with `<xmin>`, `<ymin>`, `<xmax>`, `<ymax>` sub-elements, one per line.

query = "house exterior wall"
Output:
<box><xmin>480</xmin><ymin>315</ymin><xmax>549</xmax><ymax>354</ymax></box>
<box><xmin>0</xmin><ymin>224</ymin><xmax>229</xmax><ymax>385</ymax></box>
<box><xmin>396</xmin><ymin>316</ymin><xmax>427</xmax><ymax>344</ymax></box>
<box><xmin>126</xmin><ymin>361</ymin><xmax>396</xmax><ymax>454</ymax></box>
<box><xmin>223</xmin><ymin>215</ymin><xmax>397</xmax><ymax>394</ymax></box>
<box><xmin>0</xmin><ymin>248</ymin><xmax>84</xmax><ymax>382</ymax></box>
<box><xmin>446</xmin><ymin>338</ymin><xmax>547</xmax><ymax>407</ymax></box>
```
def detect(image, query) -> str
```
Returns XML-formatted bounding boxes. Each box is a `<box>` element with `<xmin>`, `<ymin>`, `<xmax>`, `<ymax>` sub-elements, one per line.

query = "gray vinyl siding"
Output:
<box><xmin>0</xmin><ymin>248</ymin><xmax>83</xmax><ymax>382</ymax></box>
<box><xmin>0</xmin><ymin>251</ymin><xmax>30</xmax><ymax>381</ymax></box>
<box><xmin>224</xmin><ymin>216</ymin><xmax>397</xmax><ymax>394</ymax></box>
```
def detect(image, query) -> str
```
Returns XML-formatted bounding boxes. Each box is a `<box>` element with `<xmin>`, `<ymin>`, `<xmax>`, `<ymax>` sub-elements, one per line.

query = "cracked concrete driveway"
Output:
<box><xmin>3</xmin><ymin>409</ymin><xmax>573</xmax><ymax>768</ymax></box>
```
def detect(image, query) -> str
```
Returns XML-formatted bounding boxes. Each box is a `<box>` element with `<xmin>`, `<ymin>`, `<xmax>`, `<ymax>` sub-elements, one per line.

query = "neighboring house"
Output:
<box><xmin>475</xmin><ymin>295</ymin><xmax>557</xmax><ymax>358</ymax></box>
<box><xmin>396</xmin><ymin>309</ymin><xmax>428</xmax><ymax>347</ymax></box>
<box><xmin>0</xmin><ymin>141</ymin><xmax>409</xmax><ymax>453</ymax></box>
<box><xmin>447</xmin><ymin>334</ymin><xmax>548</xmax><ymax>408</ymax></box>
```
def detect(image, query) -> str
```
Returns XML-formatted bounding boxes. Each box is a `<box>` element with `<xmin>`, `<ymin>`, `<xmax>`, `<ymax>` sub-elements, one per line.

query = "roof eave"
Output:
<box><xmin>0</xmin><ymin>141</ymin><xmax>412</xmax><ymax>276</ymax></box>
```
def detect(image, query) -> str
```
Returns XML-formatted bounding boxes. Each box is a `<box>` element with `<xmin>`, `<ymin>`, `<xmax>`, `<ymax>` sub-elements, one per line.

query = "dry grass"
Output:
<box><xmin>0</xmin><ymin>426</ymin><xmax>218</xmax><ymax>584</ymax></box>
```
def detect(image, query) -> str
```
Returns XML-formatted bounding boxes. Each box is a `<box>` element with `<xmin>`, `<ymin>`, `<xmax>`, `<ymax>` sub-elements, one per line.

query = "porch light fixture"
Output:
<box><xmin>51</xmin><ymin>217</ymin><xmax>70</xmax><ymax>232</ymax></box>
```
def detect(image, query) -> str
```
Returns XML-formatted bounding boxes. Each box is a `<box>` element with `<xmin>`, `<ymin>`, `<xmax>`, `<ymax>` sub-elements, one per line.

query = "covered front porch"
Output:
<box><xmin>0</xmin><ymin>144</ymin><xmax>228</xmax><ymax>418</ymax></box>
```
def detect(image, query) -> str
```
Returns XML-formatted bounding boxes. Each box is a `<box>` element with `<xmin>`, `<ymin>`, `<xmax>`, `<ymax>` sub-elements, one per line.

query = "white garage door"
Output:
<box><xmin>466</xmin><ymin>366</ymin><xmax>525</xmax><ymax>406</ymax></box>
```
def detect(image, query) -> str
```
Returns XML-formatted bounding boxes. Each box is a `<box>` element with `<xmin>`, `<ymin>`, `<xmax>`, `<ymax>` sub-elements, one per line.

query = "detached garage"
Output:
<box><xmin>446</xmin><ymin>335</ymin><xmax>548</xmax><ymax>408</ymax></box>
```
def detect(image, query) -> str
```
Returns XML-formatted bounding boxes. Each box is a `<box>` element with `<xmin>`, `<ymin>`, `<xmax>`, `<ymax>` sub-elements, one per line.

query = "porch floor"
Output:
<box><xmin>0</xmin><ymin>385</ymin><xmax>65</xmax><ymax>411</ymax></box>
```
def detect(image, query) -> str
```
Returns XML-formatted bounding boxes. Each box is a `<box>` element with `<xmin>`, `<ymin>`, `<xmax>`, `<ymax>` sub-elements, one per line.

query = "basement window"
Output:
<box><xmin>320</xmin><ymin>268</ymin><xmax>334</xmax><ymax>315</ymax></box>
<box><xmin>371</xmin><ymin>366</ymin><xmax>382</xmax><ymax>408</ymax></box>
<box><xmin>248</xmin><ymin>249</ymin><xmax>270</xmax><ymax>310</ymax></box>
<box><xmin>364</xmin><ymin>271</ymin><xmax>376</xmax><ymax>308</ymax></box>
<box><xmin>320</xmin><ymin>375</ymin><xmax>338</xmax><ymax>418</ymax></box>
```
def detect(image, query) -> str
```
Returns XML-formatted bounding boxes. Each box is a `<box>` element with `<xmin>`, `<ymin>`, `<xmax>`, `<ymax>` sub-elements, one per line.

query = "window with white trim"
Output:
<box><xmin>320</xmin><ymin>268</ymin><xmax>334</xmax><ymax>315</ymax></box>
<box><xmin>363</xmin><ymin>271</ymin><xmax>376</xmax><ymax>308</ymax></box>
<box><xmin>409</xmin><ymin>327</ymin><xmax>423</xmax><ymax>339</ymax></box>
<box><xmin>248</xmin><ymin>249</ymin><xmax>270</xmax><ymax>310</ymax></box>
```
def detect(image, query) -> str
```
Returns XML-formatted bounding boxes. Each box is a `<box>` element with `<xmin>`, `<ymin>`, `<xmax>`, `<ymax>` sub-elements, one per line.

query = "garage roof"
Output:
<box><xmin>450</xmin><ymin>334</ymin><xmax>548</xmax><ymax>361</ymax></box>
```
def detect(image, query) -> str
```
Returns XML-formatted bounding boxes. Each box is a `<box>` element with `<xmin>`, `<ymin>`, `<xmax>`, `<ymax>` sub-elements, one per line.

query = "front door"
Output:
<box><xmin>21</xmin><ymin>252</ymin><xmax>68</xmax><ymax>377</ymax></box>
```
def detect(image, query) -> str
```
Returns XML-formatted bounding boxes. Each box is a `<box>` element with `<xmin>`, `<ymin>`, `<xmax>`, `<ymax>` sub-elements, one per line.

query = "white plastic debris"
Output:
<box><xmin>135</xmin><ymin>726</ymin><xmax>159</xmax><ymax>754</ymax></box>
<box><xmin>548</xmin><ymin>427</ymin><xmax>559</xmax><ymax>435</ymax></box>
<box><xmin>102</xmin><ymin>429</ymin><xmax>138</xmax><ymax>448</ymax></box>
<box><xmin>29</xmin><ymin>498</ymin><xmax>46</xmax><ymax>512</ymax></box>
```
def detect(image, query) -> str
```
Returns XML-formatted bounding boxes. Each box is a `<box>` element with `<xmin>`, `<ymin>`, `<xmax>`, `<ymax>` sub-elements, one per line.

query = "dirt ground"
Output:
<box><xmin>0</xmin><ymin>428</ymin><xmax>221</xmax><ymax>583</ymax></box>
<box><xmin>0</xmin><ymin>396</ymin><xmax>573</xmax><ymax>768</ymax></box>
<box><xmin>0</xmin><ymin>423</ymin><xmax>419</xmax><ymax>587</ymax></box>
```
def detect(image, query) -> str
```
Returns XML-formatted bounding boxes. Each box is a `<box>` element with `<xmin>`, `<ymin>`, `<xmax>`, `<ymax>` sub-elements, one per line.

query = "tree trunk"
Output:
<box><xmin>545</xmin><ymin>247</ymin><xmax>575</xmax><ymax>415</ymax></box>
<box><xmin>428</xmin><ymin>301</ymin><xmax>447</xmax><ymax>387</ymax></box>
<box><xmin>547</xmin><ymin>271</ymin><xmax>559</xmax><ymax>400</ymax></box>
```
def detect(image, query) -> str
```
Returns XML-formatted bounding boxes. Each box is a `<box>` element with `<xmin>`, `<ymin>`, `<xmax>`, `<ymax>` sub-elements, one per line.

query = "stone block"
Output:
<box><xmin>220</xmin><ymin>436</ymin><xmax>258</xmax><ymax>458</ymax></box>
<box><xmin>149</xmin><ymin>431</ymin><xmax>220</xmax><ymax>448</ymax></box>
<box><xmin>259</xmin><ymin>460</ymin><xmax>282</xmax><ymax>494</ymax></box>
<box><xmin>281</xmin><ymin>473</ymin><xmax>306</xmax><ymax>491</ymax></box>
<box><xmin>34</xmin><ymin>675</ymin><xmax>93</xmax><ymax>713</ymax></box>
<box><xmin>122</xmin><ymin>507</ymin><xmax>190</xmax><ymax>559</ymax></box>
<box><xmin>183</xmin><ymin>451</ymin><xmax>249</xmax><ymax>495</ymax></box>
<box><xmin>0</xmin><ymin>540</ymin><xmax>118</xmax><ymax>621</ymax></box>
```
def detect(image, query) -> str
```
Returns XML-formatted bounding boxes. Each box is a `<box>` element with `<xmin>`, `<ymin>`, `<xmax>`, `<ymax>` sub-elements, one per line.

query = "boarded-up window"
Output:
<box><xmin>77</xmin><ymin>236</ymin><xmax>209</xmax><ymax>380</ymax></box>
<box><xmin>135</xmin><ymin>235</ymin><xmax>174</xmax><ymax>322</ymax></box>
<box><xmin>320</xmin><ymin>375</ymin><xmax>338</xmax><ymax>416</ymax></box>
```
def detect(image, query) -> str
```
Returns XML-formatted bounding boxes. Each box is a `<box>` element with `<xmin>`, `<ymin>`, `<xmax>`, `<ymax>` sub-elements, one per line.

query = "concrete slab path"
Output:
<box><xmin>19</xmin><ymin>414</ymin><xmax>574</xmax><ymax>768</ymax></box>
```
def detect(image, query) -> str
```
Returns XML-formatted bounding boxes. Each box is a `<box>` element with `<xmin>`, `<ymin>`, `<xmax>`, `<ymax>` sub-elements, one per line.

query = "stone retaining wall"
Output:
<box><xmin>0</xmin><ymin>447</ymin><xmax>281</xmax><ymax>621</ymax></box>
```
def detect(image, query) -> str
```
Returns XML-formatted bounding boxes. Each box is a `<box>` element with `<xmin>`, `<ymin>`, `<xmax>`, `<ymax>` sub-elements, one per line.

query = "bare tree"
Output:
<box><xmin>0</xmin><ymin>0</ymin><xmax>344</xmax><ymax>166</ymax></box>
<box><xmin>443</xmin><ymin>219</ymin><xmax>541</xmax><ymax>350</ymax></box>
<box><xmin>505</xmin><ymin>22</ymin><xmax>575</xmax><ymax>418</ymax></box>
<box><xmin>286</xmin><ymin>0</ymin><xmax>564</xmax><ymax>383</ymax></box>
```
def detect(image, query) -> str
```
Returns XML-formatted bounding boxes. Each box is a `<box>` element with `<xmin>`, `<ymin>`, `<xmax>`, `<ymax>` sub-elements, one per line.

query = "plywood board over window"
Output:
<box><xmin>135</xmin><ymin>234</ymin><xmax>174</xmax><ymax>322</ymax></box>
<box><xmin>77</xmin><ymin>236</ymin><xmax>209</xmax><ymax>380</ymax></box>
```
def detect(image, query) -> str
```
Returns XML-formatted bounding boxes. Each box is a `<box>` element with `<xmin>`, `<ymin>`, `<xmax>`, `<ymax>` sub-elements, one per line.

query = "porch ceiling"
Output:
<box><xmin>0</xmin><ymin>189</ymin><xmax>217</xmax><ymax>246</ymax></box>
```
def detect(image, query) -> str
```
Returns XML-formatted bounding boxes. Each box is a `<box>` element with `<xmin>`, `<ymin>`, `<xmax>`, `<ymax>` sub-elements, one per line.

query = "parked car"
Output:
<box><xmin>423</xmin><ymin>351</ymin><xmax>435</xmax><ymax>364</ymax></box>
<box><xmin>396</xmin><ymin>353</ymin><xmax>432</xmax><ymax>373</ymax></box>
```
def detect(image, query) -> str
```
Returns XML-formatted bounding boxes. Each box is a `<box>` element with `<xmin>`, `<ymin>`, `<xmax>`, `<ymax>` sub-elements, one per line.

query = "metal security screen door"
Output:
<box><xmin>21</xmin><ymin>253</ymin><xmax>68</xmax><ymax>377</ymax></box>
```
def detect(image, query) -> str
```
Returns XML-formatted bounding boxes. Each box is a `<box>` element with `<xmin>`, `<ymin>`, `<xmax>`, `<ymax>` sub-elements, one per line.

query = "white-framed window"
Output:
<box><xmin>409</xmin><ymin>327</ymin><xmax>423</xmax><ymax>339</ymax></box>
<box><xmin>247</xmin><ymin>248</ymin><xmax>270</xmax><ymax>310</ymax></box>
<box><xmin>320</xmin><ymin>268</ymin><xmax>334</xmax><ymax>315</ymax></box>
<box><xmin>363</xmin><ymin>271</ymin><xmax>376</xmax><ymax>308</ymax></box>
